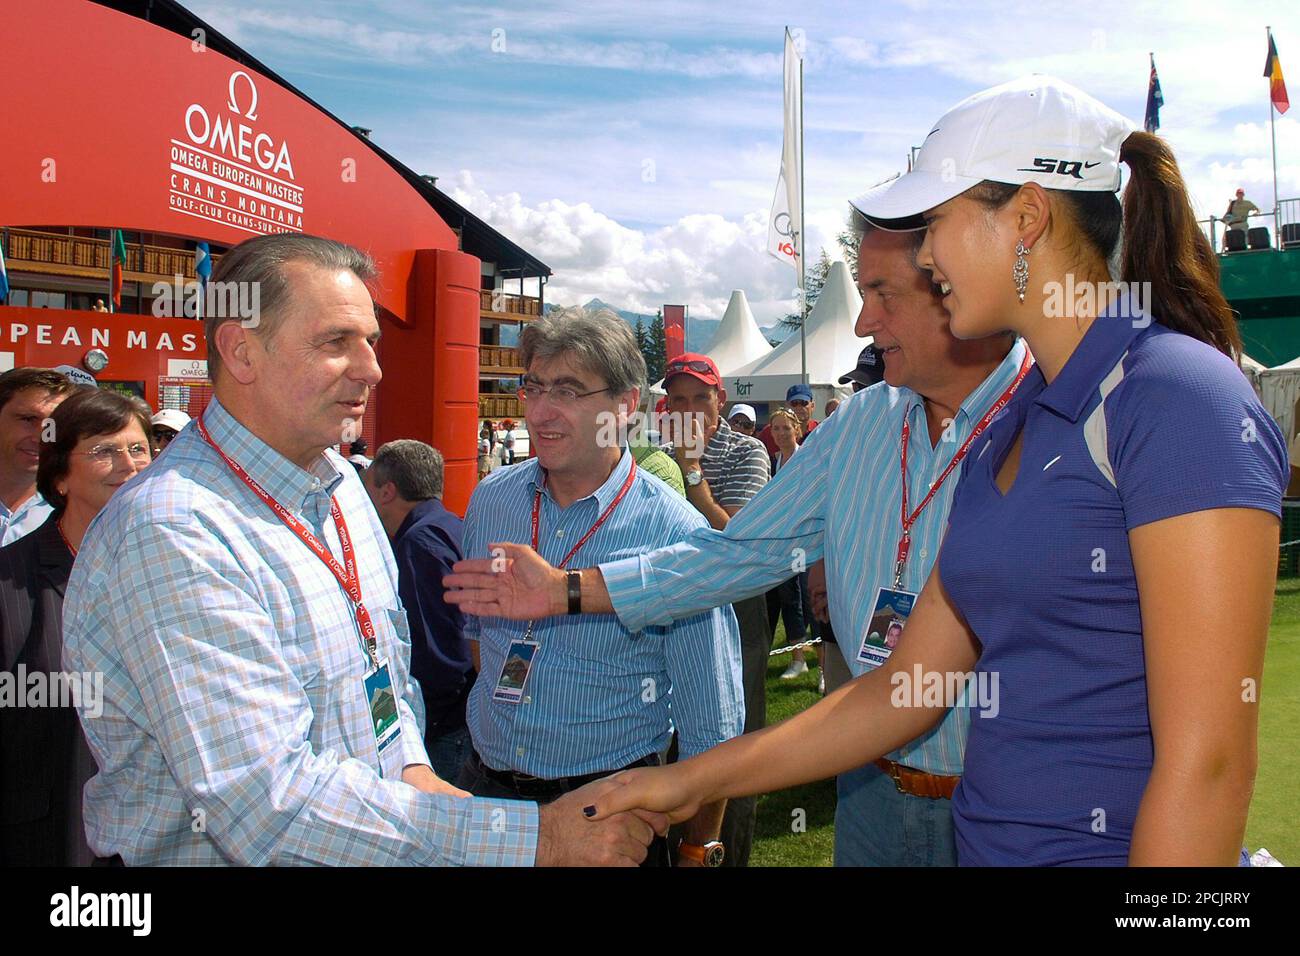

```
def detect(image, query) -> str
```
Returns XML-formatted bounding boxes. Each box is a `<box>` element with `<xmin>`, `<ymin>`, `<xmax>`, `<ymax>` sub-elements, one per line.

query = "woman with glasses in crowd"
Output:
<box><xmin>579</xmin><ymin>76</ymin><xmax>1287</xmax><ymax>866</ymax></box>
<box><xmin>0</xmin><ymin>387</ymin><xmax>152</xmax><ymax>865</ymax></box>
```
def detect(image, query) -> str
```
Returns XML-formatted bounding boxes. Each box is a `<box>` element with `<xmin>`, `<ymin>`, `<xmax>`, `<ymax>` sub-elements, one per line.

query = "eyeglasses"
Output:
<box><xmin>517</xmin><ymin>381</ymin><xmax>612</xmax><ymax>406</ymax></box>
<box><xmin>82</xmin><ymin>442</ymin><xmax>152</xmax><ymax>466</ymax></box>
<box><xmin>788</xmin><ymin>399</ymin><xmax>811</xmax><ymax>408</ymax></box>
<box><xmin>666</xmin><ymin>359</ymin><xmax>716</xmax><ymax>376</ymax></box>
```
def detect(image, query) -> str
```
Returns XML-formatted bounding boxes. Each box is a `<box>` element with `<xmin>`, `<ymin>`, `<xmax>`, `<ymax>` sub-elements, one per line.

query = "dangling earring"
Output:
<box><xmin>1013</xmin><ymin>239</ymin><xmax>1030</xmax><ymax>303</ymax></box>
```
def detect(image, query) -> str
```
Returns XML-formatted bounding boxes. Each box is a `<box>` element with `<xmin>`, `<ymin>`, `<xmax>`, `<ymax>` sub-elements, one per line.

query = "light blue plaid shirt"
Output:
<box><xmin>602</xmin><ymin>341</ymin><xmax>1029</xmax><ymax>776</ymax></box>
<box><xmin>464</xmin><ymin>450</ymin><xmax>745</xmax><ymax>778</ymax></box>
<box><xmin>62</xmin><ymin>396</ymin><xmax>538</xmax><ymax>866</ymax></box>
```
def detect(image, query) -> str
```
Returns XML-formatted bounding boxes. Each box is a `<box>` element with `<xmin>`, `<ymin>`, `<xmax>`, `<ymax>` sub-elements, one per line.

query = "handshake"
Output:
<box><xmin>536</xmin><ymin>767</ymin><xmax>704</xmax><ymax>867</ymax></box>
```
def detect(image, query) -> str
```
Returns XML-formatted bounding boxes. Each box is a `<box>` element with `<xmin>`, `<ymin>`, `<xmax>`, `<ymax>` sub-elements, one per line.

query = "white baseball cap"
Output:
<box><xmin>728</xmin><ymin>403</ymin><xmax>757</xmax><ymax>423</ymax></box>
<box><xmin>851</xmin><ymin>75</ymin><xmax>1137</xmax><ymax>223</ymax></box>
<box><xmin>151</xmin><ymin>409</ymin><xmax>191</xmax><ymax>432</ymax></box>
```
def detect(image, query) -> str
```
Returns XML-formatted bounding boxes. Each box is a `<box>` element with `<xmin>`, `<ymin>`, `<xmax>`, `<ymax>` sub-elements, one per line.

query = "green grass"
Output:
<box><xmin>751</xmin><ymin>584</ymin><xmax>1300</xmax><ymax>866</ymax></box>
<box><xmin>1245</xmin><ymin>578</ymin><xmax>1300</xmax><ymax>863</ymax></box>
<box><xmin>749</xmin><ymin>624</ymin><xmax>837</xmax><ymax>867</ymax></box>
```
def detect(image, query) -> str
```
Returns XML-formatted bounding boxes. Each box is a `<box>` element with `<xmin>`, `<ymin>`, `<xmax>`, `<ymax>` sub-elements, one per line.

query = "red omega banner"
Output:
<box><xmin>0</xmin><ymin>0</ymin><xmax>486</xmax><ymax>513</ymax></box>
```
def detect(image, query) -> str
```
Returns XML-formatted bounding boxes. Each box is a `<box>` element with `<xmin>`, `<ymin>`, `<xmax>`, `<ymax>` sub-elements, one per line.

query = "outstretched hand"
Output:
<box><xmin>443</xmin><ymin>542</ymin><xmax>563</xmax><ymax>620</ymax></box>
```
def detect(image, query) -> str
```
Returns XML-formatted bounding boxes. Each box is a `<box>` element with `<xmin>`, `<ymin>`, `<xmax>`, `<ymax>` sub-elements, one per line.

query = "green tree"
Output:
<box><xmin>646</xmin><ymin>311</ymin><xmax>667</xmax><ymax>384</ymax></box>
<box><xmin>634</xmin><ymin>316</ymin><xmax>648</xmax><ymax>355</ymax></box>
<box><xmin>837</xmin><ymin>228</ymin><xmax>859</xmax><ymax>282</ymax></box>
<box><xmin>779</xmin><ymin>248</ymin><xmax>833</xmax><ymax>331</ymax></box>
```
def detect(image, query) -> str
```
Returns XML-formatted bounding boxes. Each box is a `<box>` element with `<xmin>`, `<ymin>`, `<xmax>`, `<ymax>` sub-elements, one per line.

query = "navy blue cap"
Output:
<box><xmin>839</xmin><ymin>345</ymin><xmax>887</xmax><ymax>387</ymax></box>
<box><xmin>786</xmin><ymin>383</ymin><xmax>814</xmax><ymax>403</ymax></box>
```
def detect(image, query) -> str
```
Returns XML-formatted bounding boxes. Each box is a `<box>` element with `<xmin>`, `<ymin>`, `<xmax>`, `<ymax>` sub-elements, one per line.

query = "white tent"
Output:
<box><xmin>645</xmin><ymin>289</ymin><xmax>774</xmax><ymax>402</ymax></box>
<box><xmin>1257</xmin><ymin>355</ymin><xmax>1300</xmax><ymax>447</ymax></box>
<box><xmin>725</xmin><ymin>259</ymin><xmax>866</xmax><ymax>408</ymax></box>
<box><xmin>708</xmin><ymin>289</ymin><xmax>774</xmax><ymax>376</ymax></box>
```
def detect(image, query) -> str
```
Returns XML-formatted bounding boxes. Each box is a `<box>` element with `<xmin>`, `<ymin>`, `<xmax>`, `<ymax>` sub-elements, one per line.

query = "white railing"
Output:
<box><xmin>1199</xmin><ymin>196</ymin><xmax>1300</xmax><ymax>252</ymax></box>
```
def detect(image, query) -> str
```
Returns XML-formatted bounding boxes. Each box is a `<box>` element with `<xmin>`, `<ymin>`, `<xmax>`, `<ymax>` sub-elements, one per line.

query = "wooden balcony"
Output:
<box><xmin>480</xmin><ymin>288</ymin><xmax>542</xmax><ymax>321</ymax></box>
<box><xmin>479</xmin><ymin>393</ymin><xmax>523</xmax><ymax>419</ymax></box>
<box><xmin>480</xmin><ymin>344</ymin><xmax>524</xmax><ymax>375</ymax></box>
<box><xmin>3</xmin><ymin>228</ymin><xmax>216</xmax><ymax>283</ymax></box>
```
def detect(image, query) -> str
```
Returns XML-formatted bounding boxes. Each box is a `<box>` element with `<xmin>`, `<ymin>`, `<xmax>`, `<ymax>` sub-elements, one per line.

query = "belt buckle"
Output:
<box><xmin>884</xmin><ymin>759</ymin><xmax>908</xmax><ymax>795</ymax></box>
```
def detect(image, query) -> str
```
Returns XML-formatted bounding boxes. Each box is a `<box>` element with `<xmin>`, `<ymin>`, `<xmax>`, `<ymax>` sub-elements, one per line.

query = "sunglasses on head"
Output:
<box><xmin>666</xmin><ymin>359</ymin><xmax>716</xmax><ymax>375</ymax></box>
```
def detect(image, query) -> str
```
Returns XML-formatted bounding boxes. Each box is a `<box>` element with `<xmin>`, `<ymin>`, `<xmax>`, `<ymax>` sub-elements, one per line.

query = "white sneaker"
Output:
<box><xmin>780</xmin><ymin>660</ymin><xmax>809</xmax><ymax>680</ymax></box>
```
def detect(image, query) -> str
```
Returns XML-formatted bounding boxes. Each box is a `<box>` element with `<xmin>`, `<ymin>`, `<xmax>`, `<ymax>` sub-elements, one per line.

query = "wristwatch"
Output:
<box><xmin>684</xmin><ymin>468</ymin><xmax>704</xmax><ymax>487</ymax></box>
<box><xmin>678</xmin><ymin>840</ymin><xmax>725</xmax><ymax>867</ymax></box>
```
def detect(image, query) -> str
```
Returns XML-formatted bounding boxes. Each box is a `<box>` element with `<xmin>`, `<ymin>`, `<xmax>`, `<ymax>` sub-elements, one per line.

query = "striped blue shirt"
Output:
<box><xmin>464</xmin><ymin>450</ymin><xmax>745</xmax><ymax>778</ymax></box>
<box><xmin>62</xmin><ymin>396</ymin><xmax>538</xmax><ymax>866</ymax></box>
<box><xmin>602</xmin><ymin>340</ymin><xmax>1030</xmax><ymax>775</ymax></box>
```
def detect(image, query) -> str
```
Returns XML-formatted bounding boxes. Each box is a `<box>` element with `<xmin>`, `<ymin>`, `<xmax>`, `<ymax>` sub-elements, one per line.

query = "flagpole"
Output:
<box><xmin>797</xmin><ymin>38</ymin><xmax>807</xmax><ymax>389</ymax></box>
<box><xmin>1269</xmin><ymin>27</ymin><xmax>1280</xmax><ymax>240</ymax></box>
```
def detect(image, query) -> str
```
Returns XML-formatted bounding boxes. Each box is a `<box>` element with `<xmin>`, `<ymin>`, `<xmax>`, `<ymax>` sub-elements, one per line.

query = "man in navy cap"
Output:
<box><xmin>839</xmin><ymin>344</ymin><xmax>887</xmax><ymax>393</ymax></box>
<box><xmin>757</xmin><ymin>383</ymin><xmax>819</xmax><ymax>458</ymax></box>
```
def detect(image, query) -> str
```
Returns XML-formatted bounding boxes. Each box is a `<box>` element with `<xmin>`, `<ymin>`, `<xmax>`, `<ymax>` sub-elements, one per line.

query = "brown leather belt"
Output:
<box><xmin>874</xmin><ymin>757</ymin><xmax>960</xmax><ymax>800</ymax></box>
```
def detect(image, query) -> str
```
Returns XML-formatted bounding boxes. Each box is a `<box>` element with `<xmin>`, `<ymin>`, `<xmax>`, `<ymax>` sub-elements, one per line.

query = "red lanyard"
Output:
<box><xmin>57</xmin><ymin>518</ymin><xmax>77</xmax><ymax>557</ymax></box>
<box><xmin>196</xmin><ymin>414</ymin><xmax>379</xmax><ymax>669</ymax></box>
<box><xmin>531</xmin><ymin>458</ymin><xmax>637</xmax><ymax>569</ymax></box>
<box><xmin>893</xmin><ymin>352</ymin><xmax>1034</xmax><ymax>587</ymax></box>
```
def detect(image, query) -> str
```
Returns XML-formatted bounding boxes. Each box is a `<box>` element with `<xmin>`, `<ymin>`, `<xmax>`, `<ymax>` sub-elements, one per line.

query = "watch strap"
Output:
<box><xmin>566</xmin><ymin>569</ymin><xmax>582</xmax><ymax>615</ymax></box>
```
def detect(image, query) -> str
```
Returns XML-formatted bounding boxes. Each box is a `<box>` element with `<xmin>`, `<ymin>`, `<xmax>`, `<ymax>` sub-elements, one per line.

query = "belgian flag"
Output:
<box><xmin>1265</xmin><ymin>33</ymin><xmax>1290</xmax><ymax>114</ymax></box>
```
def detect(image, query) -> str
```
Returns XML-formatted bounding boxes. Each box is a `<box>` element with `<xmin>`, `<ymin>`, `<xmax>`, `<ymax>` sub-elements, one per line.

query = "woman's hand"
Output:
<box><xmin>571</xmin><ymin>763</ymin><xmax>705</xmax><ymax>826</ymax></box>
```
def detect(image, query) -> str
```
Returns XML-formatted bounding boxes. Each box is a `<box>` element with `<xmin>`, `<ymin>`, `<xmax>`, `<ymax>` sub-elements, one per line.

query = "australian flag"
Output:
<box><xmin>1145</xmin><ymin>54</ymin><xmax>1164</xmax><ymax>133</ymax></box>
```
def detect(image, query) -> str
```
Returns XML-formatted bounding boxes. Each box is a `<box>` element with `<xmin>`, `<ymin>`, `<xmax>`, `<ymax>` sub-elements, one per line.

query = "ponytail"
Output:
<box><xmin>1118</xmin><ymin>132</ymin><xmax>1241</xmax><ymax>358</ymax></box>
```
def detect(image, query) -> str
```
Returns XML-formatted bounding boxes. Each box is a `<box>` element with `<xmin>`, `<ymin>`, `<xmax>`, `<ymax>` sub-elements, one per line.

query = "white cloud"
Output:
<box><xmin>451</xmin><ymin>172</ymin><xmax>808</xmax><ymax>324</ymax></box>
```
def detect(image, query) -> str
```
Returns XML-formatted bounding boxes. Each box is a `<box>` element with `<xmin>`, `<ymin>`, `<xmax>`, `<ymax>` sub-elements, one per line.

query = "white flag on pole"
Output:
<box><xmin>767</xmin><ymin>28</ymin><xmax>803</xmax><ymax>269</ymax></box>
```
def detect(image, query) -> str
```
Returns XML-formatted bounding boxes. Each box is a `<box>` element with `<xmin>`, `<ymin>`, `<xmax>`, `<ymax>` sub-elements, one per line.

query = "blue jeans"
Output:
<box><xmin>425</xmin><ymin>726</ymin><xmax>472</xmax><ymax>783</ymax></box>
<box><xmin>834</xmin><ymin>762</ymin><xmax>957</xmax><ymax>866</ymax></box>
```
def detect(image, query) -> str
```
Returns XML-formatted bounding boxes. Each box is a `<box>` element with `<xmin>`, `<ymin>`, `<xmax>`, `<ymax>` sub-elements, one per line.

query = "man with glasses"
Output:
<box><xmin>63</xmin><ymin>235</ymin><xmax>665</xmax><ymax>866</ymax></box>
<box><xmin>149</xmin><ymin>408</ymin><xmax>191</xmax><ymax>459</ymax></box>
<box><xmin>727</xmin><ymin>403</ymin><xmax>758</xmax><ymax>437</ymax></box>
<box><xmin>757</xmin><ymin>384</ymin><xmax>819</xmax><ymax>458</ymax></box>
<box><xmin>456</xmin><ymin>308</ymin><xmax>743</xmax><ymax>867</ymax></box>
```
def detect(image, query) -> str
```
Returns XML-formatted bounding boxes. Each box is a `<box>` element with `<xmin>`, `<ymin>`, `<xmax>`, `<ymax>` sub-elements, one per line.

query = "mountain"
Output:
<box><xmin>538</xmin><ymin>297</ymin><xmax>794</xmax><ymax>351</ymax></box>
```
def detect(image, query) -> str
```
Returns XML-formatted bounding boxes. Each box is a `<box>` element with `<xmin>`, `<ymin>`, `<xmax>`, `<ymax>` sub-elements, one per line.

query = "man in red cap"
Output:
<box><xmin>660</xmin><ymin>352</ymin><xmax>772</xmax><ymax>866</ymax></box>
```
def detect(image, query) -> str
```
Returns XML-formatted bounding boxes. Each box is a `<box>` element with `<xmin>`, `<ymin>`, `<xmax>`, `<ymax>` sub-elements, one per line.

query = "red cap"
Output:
<box><xmin>664</xmin><ymin>353</ymin><xmax>722</xmax><ymax>387</ymax></box>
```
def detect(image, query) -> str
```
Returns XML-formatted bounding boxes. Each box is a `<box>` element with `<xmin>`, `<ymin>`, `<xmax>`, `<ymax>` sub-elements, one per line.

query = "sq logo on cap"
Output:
<box><xmin>850</xmin><ymin>74</ymin><xmax>1137</xmax><ymax>224</ymax></box>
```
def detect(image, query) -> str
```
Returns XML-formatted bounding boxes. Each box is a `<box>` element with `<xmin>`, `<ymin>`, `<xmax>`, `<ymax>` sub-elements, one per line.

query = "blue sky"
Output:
<box><xmin>192</xmin><ymin>0</ymin><xmax>1300</xmax><ymax>326</ymax></box>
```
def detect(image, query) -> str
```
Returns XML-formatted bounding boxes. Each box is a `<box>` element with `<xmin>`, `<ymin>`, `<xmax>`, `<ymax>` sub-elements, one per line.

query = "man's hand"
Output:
<box><xmin>402</xmin><ymin>764</ymin><xmax>471</xmax><ymax>798</ymax></box>
<box><xmin>672</xmin><ymin>414</ymin><xmax>716</xmax><ymax>471</ymax></box>
<box><xmin>535</xmin><ymin>787</ymin><xmax>669</xmax><ymax>866</ymax></box>
<box><xmin>444</xmin><ymin>543</ymin><xmax>565</xmax><ymax>620</ymax></box>
<box><xmin>807</xmin><ymin>560</ymin><xmax>830</xmax><ymax>624</ymax></box>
